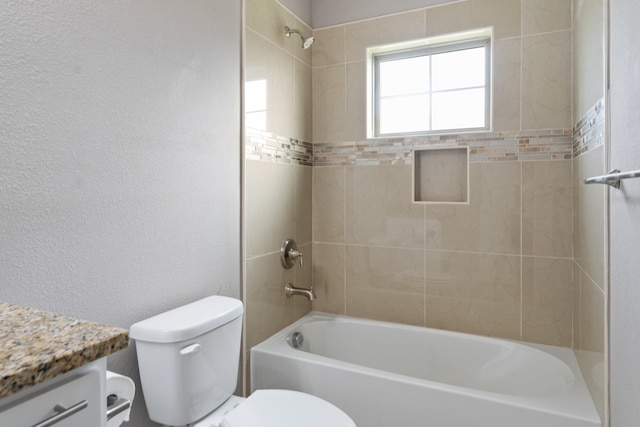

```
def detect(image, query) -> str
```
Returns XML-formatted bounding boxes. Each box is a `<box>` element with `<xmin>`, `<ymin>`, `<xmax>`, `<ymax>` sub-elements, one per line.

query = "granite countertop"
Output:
<box><xmin>0</xmin><ymin>303</ymin><xmax>129</xmax><ymax>399</ymax></box>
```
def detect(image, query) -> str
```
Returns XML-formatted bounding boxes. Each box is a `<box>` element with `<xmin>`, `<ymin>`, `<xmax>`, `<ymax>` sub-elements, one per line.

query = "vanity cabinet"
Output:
<box><xmin>0</xmin><ymin>303</ymin><xmax>128</xmax><ymax>427</ymax></box>
<box><xmin>0</xmin><ymin>360</ymin><xmax>106</xmax><ymax>427</ymax></box>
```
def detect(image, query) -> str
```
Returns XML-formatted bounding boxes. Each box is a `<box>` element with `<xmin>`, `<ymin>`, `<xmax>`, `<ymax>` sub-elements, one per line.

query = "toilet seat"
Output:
<box><xmin>221</xmin><ymin>389</ymin><xmax>356</xmax><ymax>427</ymax></box>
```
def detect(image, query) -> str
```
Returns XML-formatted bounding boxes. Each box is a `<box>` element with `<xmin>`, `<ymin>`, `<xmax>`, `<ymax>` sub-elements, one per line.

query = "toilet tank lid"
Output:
<box><xmin>130</xmin><ymin>296</ymin><xmax>243</xmax><ymax>343</ymax></box>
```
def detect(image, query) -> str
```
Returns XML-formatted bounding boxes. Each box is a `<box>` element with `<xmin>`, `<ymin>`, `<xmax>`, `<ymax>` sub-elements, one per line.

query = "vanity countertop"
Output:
<box><xmin>0</xmin><ymin>302</ymin><xmax>129</xmax><ymax>399</ymax></box>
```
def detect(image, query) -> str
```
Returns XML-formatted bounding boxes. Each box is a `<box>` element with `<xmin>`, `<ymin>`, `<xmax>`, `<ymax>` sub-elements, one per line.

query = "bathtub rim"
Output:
<box><xmin>251</xmin><ymin>311</ymin><xmax>601</xmax><ymax>425</ymax></box>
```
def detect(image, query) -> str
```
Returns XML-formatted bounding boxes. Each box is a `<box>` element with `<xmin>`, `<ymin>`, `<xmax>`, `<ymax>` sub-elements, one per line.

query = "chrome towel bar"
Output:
<box><xmin>583</xmin><ymin>169</ymin><xmax>640</xmax><ymax>189</ymax></box>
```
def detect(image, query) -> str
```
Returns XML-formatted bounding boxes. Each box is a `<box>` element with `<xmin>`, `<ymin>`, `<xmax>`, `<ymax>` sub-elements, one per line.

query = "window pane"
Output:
<box><xmin>432</xmin><ymin>88</ymin><xmax>485</xmax><ymax>131</ymax></box>
<box><xmin>379</xmin><ymin>95</ymin><xmax>429</xmax><ymax>134</ymax></box>
<box><xmin>379</xmin><ymin>56</ymin><xmax>429</xmax><ymax>97</ymax></box>
<box><xmin>432</xmin><ymin>47</ymin><xmax>485</xmax><ymax>91</ymax></box>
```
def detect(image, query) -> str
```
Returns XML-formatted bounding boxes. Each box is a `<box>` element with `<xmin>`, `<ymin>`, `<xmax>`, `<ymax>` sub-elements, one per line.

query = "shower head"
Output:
<box><xmin>284</xmin><ymin>26</ymin><xmax>315</xmax><ymax>49</ymax></box>
<box><xmin>303</xmin><ymin>36</ymin><xmax>315</xmax><ymax>49</ymax></box>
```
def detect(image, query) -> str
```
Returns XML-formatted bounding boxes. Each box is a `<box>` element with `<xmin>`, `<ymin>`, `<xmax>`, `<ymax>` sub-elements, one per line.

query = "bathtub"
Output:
<box><xmin>251</xmin><ymin>312</ymin><xmax>600</xmax><ymax>427</ymax></box>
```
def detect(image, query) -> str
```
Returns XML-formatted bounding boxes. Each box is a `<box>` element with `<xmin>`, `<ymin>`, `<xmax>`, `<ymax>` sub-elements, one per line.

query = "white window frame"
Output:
<box><xmin>371</xmin><ymin>34</ymin><xmax>492</xmax><ymax>137</ymax></box>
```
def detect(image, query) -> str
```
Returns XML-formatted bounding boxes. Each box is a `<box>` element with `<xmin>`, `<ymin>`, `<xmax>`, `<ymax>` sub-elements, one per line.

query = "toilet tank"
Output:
<box><xmin>130</xmin><ymin>296</ymin><xmax>243</xmax><ymax>426</ymax></box>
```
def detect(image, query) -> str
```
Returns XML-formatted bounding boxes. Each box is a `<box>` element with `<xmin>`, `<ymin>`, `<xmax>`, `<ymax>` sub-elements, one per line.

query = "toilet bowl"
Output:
<box><xmin>130</xmin><ymin>296</ymin><xmax>355</xmax><ymax>427</ymax></box>
<box><xmin>193</xmin><ymin>390</ymin><xmax>354</xmax><ymax>427</ymax></box>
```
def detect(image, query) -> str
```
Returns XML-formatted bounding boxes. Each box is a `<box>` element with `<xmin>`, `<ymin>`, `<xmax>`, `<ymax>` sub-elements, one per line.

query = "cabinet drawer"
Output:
<box><xmin>0</xmin><ymin>369</ymin><xmax>102</xmax><ymax>427</ymax></box>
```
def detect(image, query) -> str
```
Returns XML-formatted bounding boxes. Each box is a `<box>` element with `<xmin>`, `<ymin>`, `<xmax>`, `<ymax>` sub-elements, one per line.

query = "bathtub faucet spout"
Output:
<box><xmin>285</xmin><ymin>283</ymin><xmax>316</xmax><ymax>302</ymax></box>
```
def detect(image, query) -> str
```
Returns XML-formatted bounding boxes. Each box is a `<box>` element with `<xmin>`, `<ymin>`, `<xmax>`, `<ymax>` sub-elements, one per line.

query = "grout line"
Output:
<box><xmin>424</xmin><ymin>206</ymin><xmax>427</xmax><ymax>327</ymax></box>
<box><xmin>521</xmin><ymin>28</ymin><xmax>574</xmax><ymax>39</ymax></box>
<box><xmin>245</xmin><ymin>26</ymin><xmax>312</xmax><ymax>68</ymax></box>
<box><xmin>519</xmin><ymin>0</ymin><xmax>524</xmax><ymax>133</ymax></box>
<box><xmin>343</xmin><ymin>166</ymin><xmax>348</xmax><ymax>315</ymax></box>
<box><xmin>310</xmin><ymin>241</ymin><xmax>574</xmax><ymax>260</ymax></box>
<box><xmin>343</xmin><ymin>25</ymin><xmax>347</xmax><ymax>66</ymax></box>
<box><xmin>520</xmin><ymin>159</ymin><xmax>524</xmax><ymax>341</ymax></box>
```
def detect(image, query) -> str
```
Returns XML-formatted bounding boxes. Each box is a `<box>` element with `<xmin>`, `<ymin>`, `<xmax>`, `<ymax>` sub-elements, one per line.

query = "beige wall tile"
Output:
<box><xmin>576</xmin><ymin>146</ymin><xmax>606</xmax><ymax>290</ymax></box>
<box><xmin>425</xmin><ymin>0</ymin><xmax>520</xmax><ymax>40</ymax></box>
<box><xmin>346</xmin><ymin>10</ymin><xmax>426</xmax><ymax>63</ymax></box>
<box><xmin>246</xmin><ymin>29</ymin><xmax>295</xmax><ymax>138</ymax></box>
<box><xmin>346</xmin><ymin>245</ymin><xmax>425</xmax><ymax>326</ymax></box>
<box><xmin>245</xmin><ymin>160</ymin><xmax>294</xmax><ymax>258</ymax></box>
<box><xmin>292</xmin><ymin>16</ymin><xmax>313</xmax><ymax>66</ymax></box>
<box><xmin>244</xmin><ymin>350</ymin><xmax>252</xmax><ymax>394</ymax></box>
<box><xmin>573</xmin><ymin>156</ymin><xmax>582</xmax><ymax>264</ymax></box>
<box><xmin>573</xmin><ymin>261</ymin><xmax>581</xmax><ymax>349</ymax></box>
<box><xmin>424</xmin><ymin>250</ymin><xmax>521</xmax><ymax>340</ymax></box>
<box><xmin>579</xmin><ymin>271</ymin><xmax>605</xmax><ymax>353</ymax></box>
<box><xmin>313</xmin><ymin>166</ymin><xmax>345</xmax><ymax>243</ymax></box>
<box><xmin>294</xmin><ymin>165</ymin><xmax>313</xmax><ymax>245</ymax></box>
<box><xmin>294</xmin><ymin>59</ymin><xmax>312</xmax><ymax>142</ymax></box>
<box><xmin>293</xmin><ymin>243</ymin><xmax>313</xmax><ymax>319</ymax></box>
<box><xmin>424</xmin><ymin>162</ymin><xmax>521</xmax><ymax>254</ymax></box>
<box><xmin>346</xmin><ymin>165</ymin><xmax>424</xmax><ymax>249</ymax></box>
<box><xmin>522</xmin><ymin>160</ymin><xmax>573</xmax><ymax>257</ymax></box>
<box><xmin>246</xmin><ymin>0</ymin><xmax>294</xmax><ymax>54</ymax></box>
<box><xmin>346</xmin><ymin>61</ymin><xmax>367</xmax><ymax>142</ymax></box>
<box><xmin>573</xmin><ymin>0</ymin><xmax>605</xmax><ymax>123</ymax></box>
<box><xmin>313</xmin><ymin>26</ymin><xmax>346</xmax><ymax>67</ymax></box>
<box><xmin>522</xmin><ymin>0</ymin><xmax>572</xmax><ymax>35</ymax></box>
<box><xmin>312</xmin><ymin>243</ymin><xmax>346</xmax><ymax>314</ymax></box>
<box><xmin>312</xmin><ymin>64</ymin><xmax>347</xmax><ymax>144</ymax></box>
<box><xmin>522</xmin><ymin>257</ymin><xmax>573</xmax><ymax>346</ymax></box>
<box><xmin>245</xmin><ymin>252</ymin><xmax>294</xmax><ymax>349</ymax></box>
<box><xmin>245</xmin><ymin>0</ymin><xmax>583</xmax><ymax>375</ymax></box>
<box><xmin>522</xmin><ymin>30</ymin><xmax>572</xmax><ymax>130</ymax></box>
<box><xmin>576</xmin><ymin>270</ymin><xmax>605</xmax><ymax>419</ymax></box>
<box><xmin>492</xmin><ymin>38</ymin><xmax>521</xmax><ymax>132</ymax></box>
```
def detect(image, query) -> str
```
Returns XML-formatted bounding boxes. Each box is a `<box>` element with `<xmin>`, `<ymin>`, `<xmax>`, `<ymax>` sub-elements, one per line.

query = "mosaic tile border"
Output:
<box><xmin>573</xmin><ymin>99</ymin><xmax>605</xmax><ymax>158</ymax></box>
<box><xmin>246</xmin><ymin>128</ymin><xmax>313</xmax><ymax>166</ymax></box>
<box><xmin>244</xmin><ymin>122</ymin><xmax>598</xmax><ymax>167</ymax></box>
<box><xmin>313</xmin><ymin>129</ymin><xmax>573</xmax><ymax>166</ymax></box>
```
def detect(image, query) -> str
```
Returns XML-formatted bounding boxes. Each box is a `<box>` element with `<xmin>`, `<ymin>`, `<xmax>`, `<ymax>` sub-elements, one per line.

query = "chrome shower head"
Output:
<box><xmin>303</xmin><ymin>35</ymin><xmax>315</xmax><ymax>49</ymax></box>
<box><xmin>284</xmin><ymin>26</ymin><xmax>314</xmax><ymax>49</ymax></box>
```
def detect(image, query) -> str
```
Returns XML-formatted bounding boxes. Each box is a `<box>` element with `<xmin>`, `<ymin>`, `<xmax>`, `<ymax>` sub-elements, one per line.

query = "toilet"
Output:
<box><xmin>130</xmin><ymin>296</ymin><xmax>356</xmax><ymax>427</ymax></box>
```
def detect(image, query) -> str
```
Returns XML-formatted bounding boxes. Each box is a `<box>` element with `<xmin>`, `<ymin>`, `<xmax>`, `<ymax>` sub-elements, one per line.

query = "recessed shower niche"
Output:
<box><xmin>413</xmin><ymin>147</ymin><xmax>469</xmax><ymax>203</ymax></box>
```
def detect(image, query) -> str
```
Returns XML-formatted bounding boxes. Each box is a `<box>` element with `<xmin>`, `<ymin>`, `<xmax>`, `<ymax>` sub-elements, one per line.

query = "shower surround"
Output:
<box><xmin>311</xmin><ymin>0</ymin><xmax>574</xmax><ymax>345</ymax></box>
<box><xmin>244</xmin><ymin>0</ymin><xmax>605</xmax><ymax>421</ymax></box>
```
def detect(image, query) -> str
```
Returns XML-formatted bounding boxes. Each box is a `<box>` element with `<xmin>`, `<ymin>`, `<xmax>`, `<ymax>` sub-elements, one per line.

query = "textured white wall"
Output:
<box><xmin>311</xmin><ymin>0</ymin><xmax>458</xmax><ymax>28</ymax></box>
<box><xmin>0</xmin><ymin>1</ymin><xmax>241</xmax><ymax>425</ymax></box>
<box><xmin>609</xmin><ymin>0</ymin><xmax>640</xmax><ymax>425</ymax></box>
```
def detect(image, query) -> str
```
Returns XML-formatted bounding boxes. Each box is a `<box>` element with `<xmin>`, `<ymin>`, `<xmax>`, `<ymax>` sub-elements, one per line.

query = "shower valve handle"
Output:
<box><xmin>281</xmin><ymin>239</ymin><xmax>303</xmax><ymax>269</ymax></box>
<box><xmin>288</xmin><ymin>249</ymin><xmax>303</xmax><ymax>268</ymax></box>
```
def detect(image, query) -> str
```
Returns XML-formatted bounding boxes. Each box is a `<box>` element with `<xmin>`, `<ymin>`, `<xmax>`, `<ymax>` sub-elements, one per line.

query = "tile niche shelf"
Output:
<box><xmin>413</xmin><ymin>147</ymin><xmax>469</xmax><ymax>204</ymax></box>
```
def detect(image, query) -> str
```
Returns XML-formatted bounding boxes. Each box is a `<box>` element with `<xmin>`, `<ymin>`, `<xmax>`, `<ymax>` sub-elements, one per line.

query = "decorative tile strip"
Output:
<box><xmin>246</xmin><ymin>127</ymin><xmax>313</xmax><ymax>166</ymax></box>
<box><xmin>573</xmin><ymin>99</ymin><xmax>605</xmax><ymax>158</ymax></box>
<box><xmin>313</xmin><ymin>129</ymin><xmax>573</xmax><ymax>166</ymax></box>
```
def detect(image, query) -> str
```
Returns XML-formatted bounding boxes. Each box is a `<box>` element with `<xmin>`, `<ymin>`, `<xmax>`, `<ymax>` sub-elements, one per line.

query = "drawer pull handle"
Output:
<box><xmin>31</xmin><ymin>400</ymin><xmax>88</xmax><ymax>427</ymax></box>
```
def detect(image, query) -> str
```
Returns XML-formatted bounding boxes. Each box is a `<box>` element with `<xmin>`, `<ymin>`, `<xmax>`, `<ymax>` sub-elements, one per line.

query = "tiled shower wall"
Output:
<box><xmin>243</xmin><ymin>0</ymin><xmax>314</xmax><ymax>379</ymax></box>
<box><xmin>572</xmin><ymin>0</ymin><xmax>606</xmax><ymax>420</ymax></box>
<box><xmin>311</xmin><ymin>0</ymin><xmax>577</xmax><ymax>346</ymax></box>
<box><xmin>244</xmin><ymin>0</ymin><xmax>606</xmax><ymax>417</ymax></box>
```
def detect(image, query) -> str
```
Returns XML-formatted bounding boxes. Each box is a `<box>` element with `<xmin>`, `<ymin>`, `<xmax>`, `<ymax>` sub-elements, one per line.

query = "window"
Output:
<box><xmin>372</xmin><ymin>37</ymin><xmax>490</xmax><ymax>137</ymax></box>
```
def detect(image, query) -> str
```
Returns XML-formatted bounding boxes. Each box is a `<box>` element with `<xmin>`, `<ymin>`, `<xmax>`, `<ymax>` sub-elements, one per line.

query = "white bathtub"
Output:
<box><xmin>251</xmin><ymin>312</ymin><xmax>600</xmax><ymax>427</ymax></box>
